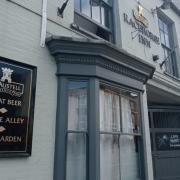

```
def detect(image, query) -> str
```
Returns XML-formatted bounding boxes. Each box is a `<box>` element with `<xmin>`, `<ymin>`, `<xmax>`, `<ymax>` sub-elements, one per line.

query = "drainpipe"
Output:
<box><xmin>40</xmin><ymin>0</ymin><xmax>47</xmax><ymax>47</ymax></box>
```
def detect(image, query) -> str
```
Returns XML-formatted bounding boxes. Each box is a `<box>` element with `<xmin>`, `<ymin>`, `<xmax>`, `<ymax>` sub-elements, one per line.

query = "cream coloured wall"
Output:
<box><xmin>0</xmin><ymin>0</ymin><xmax>180</xmax><ymax>180</ymax></box>
<box><xmin>116</xmin><ymin>0</ymin><xmax>180</xmax><ymax>99</ymax></box>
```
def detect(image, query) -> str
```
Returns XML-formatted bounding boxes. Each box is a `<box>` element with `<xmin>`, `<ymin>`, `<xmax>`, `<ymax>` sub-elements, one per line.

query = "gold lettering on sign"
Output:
<box><xmin>0</xmin><ymin>136</ymin><xmax>22</xmax><ymax>143</ymax></box>
<box><xmin>0</xmin><ymin>117</ymin><xmax>3</xmax><ymax>123</ymax></box>
<box><xmin>0</xmin><ymin>98</ymin><xmax>6</xmax><ymax>104</ymax></box>
<box><xmin>7</xmin><ymin>99</ymin><xmax>22</xmax><ymax>107</ymax></box>
<box><xmin>5</xmin><ymin>117</ymin><xmax>24</xmax><ymax>124</ymax></box>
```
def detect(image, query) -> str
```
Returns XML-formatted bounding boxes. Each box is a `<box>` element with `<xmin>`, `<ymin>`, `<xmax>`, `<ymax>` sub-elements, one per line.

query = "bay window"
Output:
<box><xmin>46</xmin><ymin>37</ymin><xmax>155</xmax><ymax>180</ymax></box>
<box><xmin>64</xmin><ymin>80</ymin><xmax>142</xmax><ymax>180</ymax></box>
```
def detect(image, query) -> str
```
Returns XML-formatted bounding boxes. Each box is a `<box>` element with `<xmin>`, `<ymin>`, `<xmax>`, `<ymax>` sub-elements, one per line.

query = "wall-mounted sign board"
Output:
<box><xmin>156</xmin><ymin>132</ymin><xmax>180</xmax><ymax>151</ymax></box>
<box><xmin>0</xmin><ymin>57</ymin><xmax>37</xmax><ymax>157</ymax></box>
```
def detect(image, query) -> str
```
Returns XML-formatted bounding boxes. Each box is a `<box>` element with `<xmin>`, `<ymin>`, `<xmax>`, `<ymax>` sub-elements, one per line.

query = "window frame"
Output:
<box><xmin>149</xmin><ymin>107</ymin><xmax>180</xmax><ymax>153</ymax></box>
<box><xmin>56</xmin><ymin>76</ymin><xmax>145</xmax><ymax>180</ymax></box>
<box><xmin>73</xmin><ymin>0</ymin><xmax>114</xmax><ymax>42</ymax></box>
<box><xmin>66</xmin><ymin>80</ymin><xmax>89</xmax><ymax>180</ymax></box>
<box><xmin>158</xmin><ymin>14</ymin><xmax>178</xmax><ymax>77</ymax></box>
<box><xmin>99</xmin><ymin>83</ymin><xmax>143</xmax><ymax>180</ymax></box>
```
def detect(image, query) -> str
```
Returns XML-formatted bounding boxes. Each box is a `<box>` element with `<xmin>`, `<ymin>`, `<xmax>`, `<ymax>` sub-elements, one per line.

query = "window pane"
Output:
<box><xmin>158</xmin><ymin>19</ymin><xmax>164</xmax><ymax>31</ymax></box>
<box><xmin>150</xmin><ymin>133</ymin><xmax>153</xmax><ymax>151</ymax></box>
<box><xmin>100</xmin><ymin>88</ymin><xmax>121</xmax><ymax>132</ymax></box>
<box><xmin>158</xmin><ymin>17</ymin><xmax>177</xmax><ymax>76</ymax></box>
<box><xmin>101</xmin><ymin>5</ymin><xmax>110</xmax><ymax>27</ymax></box>
<box><xmin>163</xmin><ymin>48</ymin><xmax>176</xmax><ymax>76</ymax></box>
<box><xmin>121</xmin><ymin>95</ymin><xmax>140</xmax><ymax>133</ymax></box>
<box><xmin>74</xmin><ymin>0</ymin><xmax>80</xmax><ymax>11</ymax></box>
<box><xmin>81</xmin><ymin>0</ymin><xmax>91</xmax><ymax>17</ymax></box>
<box><xmin>160</xmin><ymin>30</ymin><xmax>165</xmax><ymax>45</ymax></box>
<box><xmin>163</xmin><ymin>47</ymin><xmax>168</xmax><ymax>58</ymax></box>
<box><xmin>153</xmin><ymin>112</ymin><xmax>180</xmax><ymax>128</ymax></box>
<box><xmin>68</xmin><ymin>81</ymin><xmax>87</xmax><ymax>131</ymax></box>
<box><xmin>164</xmin><ymin>23</ymin><xmax>169</xmax><ymax>34</ymax></box>
<box><xmin>100</xmin><ymin>134</ymin><xmax>120</xmax><ymax>180</ymax></box>
<box><xmin>120</xmin><ymin>135</ymin><xmax>141</xmax><ymax>180</ymax></box>
<box><xmin>92</xmin><ymin>6</ymin><xmax>101</xmax><ymax>24</ymax></box>
<box><xmin>66</xmin><ymin>133</ymin><xmax>86</xmax><ymax>180</ymax></box>
<box><xmin>164</xmin><ymin>49</ymin><xmax>173</xmax><ymax>74</ymax></box>
<box><xmin>164</xmin><ymin>33</ymin><xmax>170</xmax><ymax>48</ymax></box>
<box><xmin>171</xmin><ymin>52</ymin><xmax>177</xmax><ymax>76</ymax></box>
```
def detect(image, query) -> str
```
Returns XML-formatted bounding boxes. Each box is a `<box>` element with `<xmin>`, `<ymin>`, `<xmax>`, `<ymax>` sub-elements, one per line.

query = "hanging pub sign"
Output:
<box><xmin>0</xmin><ymin>57</ymin><xmax>36</xmax><ymax>157</ymax></box>
<box><xmin>156</xmin><ymin>132</ymin><xmax>180</xmax><ymax>151</ymax></box>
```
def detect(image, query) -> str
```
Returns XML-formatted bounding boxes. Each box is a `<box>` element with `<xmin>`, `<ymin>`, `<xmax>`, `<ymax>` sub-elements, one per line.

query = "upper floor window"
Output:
<box><xmin>74</xmin><ymin>0</ymin><xmax>113</xmax><ymax>42</ymax></box>
<box><xmin>158</xmin><ymin>18</ymin><xmax>178</xmax><ymax>77</ymax></box>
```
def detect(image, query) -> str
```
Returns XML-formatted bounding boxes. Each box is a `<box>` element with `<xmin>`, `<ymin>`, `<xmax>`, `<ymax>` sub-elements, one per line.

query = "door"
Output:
<box><xmin>149</xmin><ymin>107</ymin><xmax>180</xmax><ymax>180</ymax></box>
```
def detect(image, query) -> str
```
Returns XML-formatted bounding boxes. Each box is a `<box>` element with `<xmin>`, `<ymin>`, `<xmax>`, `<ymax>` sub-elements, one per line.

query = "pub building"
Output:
<box><xmin>0</xmin><ymin>0</ymin><xmax>180</xmax><ymax>180</ymax></box>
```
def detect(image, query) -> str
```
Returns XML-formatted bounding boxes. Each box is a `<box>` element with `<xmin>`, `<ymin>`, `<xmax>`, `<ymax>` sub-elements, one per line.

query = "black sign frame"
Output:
<box><xmin>0</xmin><ymin>56</ymin><xmax>37</xmax><ymax>157</ymax></box>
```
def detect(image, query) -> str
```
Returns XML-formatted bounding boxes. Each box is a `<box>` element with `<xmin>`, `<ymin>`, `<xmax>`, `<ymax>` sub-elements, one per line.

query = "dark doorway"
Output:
<box><xmin>149</xmin><ymin>107</ymin><xmax>180</xmax><ymax>180</ymax></box>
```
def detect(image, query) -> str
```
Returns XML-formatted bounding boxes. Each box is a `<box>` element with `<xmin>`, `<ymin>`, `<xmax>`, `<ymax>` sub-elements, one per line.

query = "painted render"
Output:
<box><xmin>0</xmin><ymin>0</ymin><xmax>180</xmax><ymax>180</ymax></box>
